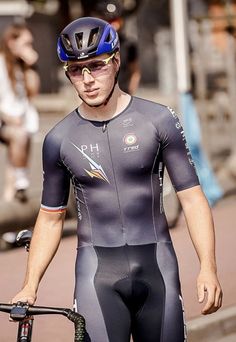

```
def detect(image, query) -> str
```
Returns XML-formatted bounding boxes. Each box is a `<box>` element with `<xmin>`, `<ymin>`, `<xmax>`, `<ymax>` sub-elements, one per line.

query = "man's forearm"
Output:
<box><xmin>177</xmin><ymin>185</ymin><xmax>217</xmax><ymax>270</ymax></box>
<box><xmin>177</xmin><ymin>185</ymin><xmax>222</xmax><ymax>314</ymax></box>
<box><xmin>23</xmin><ymin>210</ymin><xmax>65</xmax><ymax>291</ymax></box>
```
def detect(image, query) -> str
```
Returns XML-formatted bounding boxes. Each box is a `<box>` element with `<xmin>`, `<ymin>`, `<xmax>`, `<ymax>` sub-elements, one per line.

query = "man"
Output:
<box><xmin>12</xmin><ymin>17</ymin><xmax>222</xmax><ymax>342</ymax></box>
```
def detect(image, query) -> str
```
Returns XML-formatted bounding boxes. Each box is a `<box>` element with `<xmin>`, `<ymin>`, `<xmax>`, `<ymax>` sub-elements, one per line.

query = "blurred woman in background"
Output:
<box><xmin>0</xmin><ymin>22</ymin><xmax>40</xmax><ymax>202</ymax></box>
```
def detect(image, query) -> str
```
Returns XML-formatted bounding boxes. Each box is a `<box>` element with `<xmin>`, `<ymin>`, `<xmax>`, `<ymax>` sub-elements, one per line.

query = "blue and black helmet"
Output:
<box><xmin>57</xmin><ymin>17</ymin><xmax>120</xmax><ymax>62</ymax></box>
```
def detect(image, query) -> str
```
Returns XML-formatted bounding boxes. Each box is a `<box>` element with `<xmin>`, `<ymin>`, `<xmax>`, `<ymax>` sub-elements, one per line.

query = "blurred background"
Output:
<box><xmin>0</xmin><ymin>1</ymin><xmax>236</xmax><ymax>341</ymax></box>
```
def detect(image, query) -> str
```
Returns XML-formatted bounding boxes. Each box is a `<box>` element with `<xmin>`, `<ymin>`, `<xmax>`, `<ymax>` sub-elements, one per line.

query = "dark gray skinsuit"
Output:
<box><xmin>41</xmin><ymin>97</ymin><xmax>199</xmax><ymax>342</ymax></box>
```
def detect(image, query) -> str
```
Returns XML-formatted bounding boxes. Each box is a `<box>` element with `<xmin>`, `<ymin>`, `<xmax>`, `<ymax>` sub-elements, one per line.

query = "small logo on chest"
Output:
<box><xmin>122</xmin><ymin>118</ymin><xmax>133</xmax><ymax>128</ymax></box>
<box><xmin>123</xmin><ymin>133</ymin><xmax>139</xmax><ymax>153</ymax></box>
<box><xmin>124</xmin><ymin>133</ymin><xmax>137</xmax><ymax>145</ymax></box>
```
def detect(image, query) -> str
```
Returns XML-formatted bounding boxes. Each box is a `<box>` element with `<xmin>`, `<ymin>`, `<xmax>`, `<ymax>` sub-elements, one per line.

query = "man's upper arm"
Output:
<box><xmin>159</xmin><ymin>107</ymin><xmax>200</xmax><ymax>192</ymax></box>
<box><xmin>41</xmin><ymin>131</ymin><xmax>70</xmax><ymax>213</ymax></box>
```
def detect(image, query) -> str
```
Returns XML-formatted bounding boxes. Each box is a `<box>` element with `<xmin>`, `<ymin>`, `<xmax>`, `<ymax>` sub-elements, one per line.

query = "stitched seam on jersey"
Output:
<box><xmin>155</xmin><ymin>242</ymin><xmax>166</xmax><ymax>342</ymax></box>
<box><xmin>151</xmin><ymin>145</ymin><xmax>160</xmax><ymax>242</ymax></box>
<box><xmin>106</xmin><ymin>126</ymin><xmax>125</xmax><ymax>239</ymax></box>
<box><xmin>71</xmin><ymin>177</ymin><xmax>86</xmax><ymax>205</ymax></box>
<box><xmin>123</xmin><ymin>245</ymin><xmax>133</xmax><ymax>299</ymax></box>
<box><xmin>134</xmin><ymin>279</ymin><xmax>151</xmax><ymax>319</ymax></box>
<box><xmin>179</xmin><ymin>294</ymin><xmax>188</xmax><ymax>341</ymax></box>
<box><xmin>159</xmin><ymin>162</ymin><xmax>165</xmax><ymax>214</ymax></box>
<box><xmin>58</xmin><ymin>159</ymin><xmax>73</xmax><ymax>207</ymax></box>
<box><xmin>78</xmin><ymin>181</ymin><xmax>93</xmax><ymax>244</ymax></box>
<box><xmin>71</xmin><ymin>176</ymin><xmax>83</xmax><ymax>222</ymax></box>
<box><xmin>87</xmin><ymin>247</ymin><xmax>110</xmax><ymax>342</ymax></box>
<box><xmin>152</xmin><ymin>243</ymin><xmax>166</xmax><ymax>341</ymax></box>
<box><xmin>93</xmin><ymin>247</ymin><xmax>125</xmax><ymax>342</ymax></box>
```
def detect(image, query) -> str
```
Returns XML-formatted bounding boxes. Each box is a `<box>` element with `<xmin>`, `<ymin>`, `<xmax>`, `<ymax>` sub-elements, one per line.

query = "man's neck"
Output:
<box><xmin>78</xmin><ymin>87</ymin><xmax>131</xmax><ymax>122</ymax></box>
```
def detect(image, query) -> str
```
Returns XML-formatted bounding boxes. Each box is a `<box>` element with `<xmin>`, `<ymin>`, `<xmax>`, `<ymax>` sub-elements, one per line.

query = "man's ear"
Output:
<box><xmin>114</xmin><ymin>51</ymin><xmax>121</xmax><ymax>69</ymax></box>
<box><xmin>65</xmin><ymin>71</ymin><xmax>73</xmax><ymax>83</ymax></box>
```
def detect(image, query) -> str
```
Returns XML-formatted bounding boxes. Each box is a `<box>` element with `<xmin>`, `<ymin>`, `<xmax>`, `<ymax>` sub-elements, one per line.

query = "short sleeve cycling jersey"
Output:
<box><xmin>41</xmin><ymin>96</ymin><xmax>199</xmax><ymax>247</ymax></box>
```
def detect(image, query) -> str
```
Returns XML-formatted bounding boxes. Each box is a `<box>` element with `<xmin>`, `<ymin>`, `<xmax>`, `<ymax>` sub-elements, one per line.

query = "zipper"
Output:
<box><xmin>105</xmin><ymin>124</ymin><xmax>126</xmax><ymax>241</ymax></box>
<box><xmin>102</xmin><ymin>121</ymin><xmax>107</xmax><ymax>133</ymax></box>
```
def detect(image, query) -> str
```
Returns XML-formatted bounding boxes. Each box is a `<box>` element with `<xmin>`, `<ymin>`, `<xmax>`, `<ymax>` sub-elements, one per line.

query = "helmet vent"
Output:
<box><xmin>105</xmin><ymin>32</ymin><xmax>112</xmax><ymax>43</ymax></box>
<box><xmin>88</xmin><ymin>27</ymin><xmax>99</xmax><ymax>47</ymax></box>
<box><xmin>61</xmin><ymin>34</ymin><xmax>73</xmax><ymax>52</ymax></box>
<box><xmin>75</xmin><ymin>32</ymin><xmax>83</xmax><ymax>50</ymax></box>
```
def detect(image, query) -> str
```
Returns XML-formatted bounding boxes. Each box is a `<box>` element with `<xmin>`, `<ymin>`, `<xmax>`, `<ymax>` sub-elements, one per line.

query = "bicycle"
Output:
<box><xmin>0</xmin><ymin>230</ymin><xmax>86</xmax><ymax>342</ymax></box>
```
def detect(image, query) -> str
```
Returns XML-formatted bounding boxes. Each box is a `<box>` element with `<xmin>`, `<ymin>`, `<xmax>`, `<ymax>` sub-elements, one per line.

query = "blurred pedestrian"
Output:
<box><xmin>82</xmin><ymin>0</ymin><xmax>141</xmax><ymax>94</ymax></box>
<box><xmin>0</xmin><ymin>22</ymin><xmax>40</xmax><ymax>202</ymax></box>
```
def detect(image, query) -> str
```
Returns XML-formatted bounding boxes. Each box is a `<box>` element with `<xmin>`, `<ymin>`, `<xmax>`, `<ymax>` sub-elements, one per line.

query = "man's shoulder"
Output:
<box><xmin>131</xmin><ymin>97</ymin><xmax>180</xmax><ymax>133</ymax></box>
<box><xmin>132</xmin><ymin>96</ymin><xmax>169</xmax><ymax>117</ymax></box>
<box><xmin>44</xmin><ymin>109</ymin><xmax>78</xmax><ymax>144</ymax></box>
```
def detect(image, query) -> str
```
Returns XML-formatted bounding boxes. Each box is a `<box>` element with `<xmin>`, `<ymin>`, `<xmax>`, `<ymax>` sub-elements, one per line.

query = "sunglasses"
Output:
<box><xmin>64</xmin><ymin>53</ymin><xmax>115</xmax><ymax>79</ymax></box>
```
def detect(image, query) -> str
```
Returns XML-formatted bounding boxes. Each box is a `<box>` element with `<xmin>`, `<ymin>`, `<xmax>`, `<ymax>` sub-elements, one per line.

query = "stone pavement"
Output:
<box><xmin>188</xmin><ymin>306</ymin><xmax>236</xmax><ymax>342</ymax></box>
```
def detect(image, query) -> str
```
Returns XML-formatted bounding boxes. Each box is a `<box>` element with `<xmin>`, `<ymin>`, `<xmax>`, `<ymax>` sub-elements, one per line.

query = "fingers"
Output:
<box><xmin>200</xmin><ymin>284</ymin><xmax>223</xmax><ymax>315</ymax></box>
<box><xmin>201</xmin><ymin>285</ymin><xmax>215</xmax><ymax>314</ymax></box>
<box><xmin>197</xmin><ymin>270</ymin><xmax>223</xmax><ymax>315</ymax></box>
<box><xmin>11</xmin><ymin>297</ymin><xmax>35</xmax><ymax>306</ymax></box>
<box><xmin>197</xmin><ymin>283</ymin><xmax>206</xmax><ymax>303</ymax></box>
<box><xmin>10</xmin><ymin>289</ymin><xmax>37</xmax><ymax>306</ymax></box>
<box><xmin>215</xmin><ymin>286</ymin><xmax>223</xmax><ymax>308</ymax></box>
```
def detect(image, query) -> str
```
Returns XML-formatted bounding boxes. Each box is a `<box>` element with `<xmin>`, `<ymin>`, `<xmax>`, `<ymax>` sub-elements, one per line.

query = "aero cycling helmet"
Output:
<box><xmin>57</xmin><ymin>17</ymin><xmax>120</xmax><ymax>62</ymax></box>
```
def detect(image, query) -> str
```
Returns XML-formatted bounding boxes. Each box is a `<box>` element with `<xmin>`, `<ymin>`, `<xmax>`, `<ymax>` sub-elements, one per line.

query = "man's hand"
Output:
<box><xmin>197</xmin><ymin>269</ymin><xmax>223</xmax><ymax>315</ymax></box>
<box><xmin>10</xmin><ymin>285</ymin><xmax>37</xmax><ymax>306</ymax></box>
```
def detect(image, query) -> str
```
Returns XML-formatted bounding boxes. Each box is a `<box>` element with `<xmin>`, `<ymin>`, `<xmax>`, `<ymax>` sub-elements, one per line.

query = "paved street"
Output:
<box><xmin>0</xmin><ymin>89</ymin><xmax>236</xmax><ymax>341</ymax></box>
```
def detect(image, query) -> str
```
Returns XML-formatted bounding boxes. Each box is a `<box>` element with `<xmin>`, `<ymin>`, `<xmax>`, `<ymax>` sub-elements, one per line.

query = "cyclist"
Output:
<box><xmin>12</xmin><ymin>17</ymin><xmax>222</xmax><ymax>342</ymax></box>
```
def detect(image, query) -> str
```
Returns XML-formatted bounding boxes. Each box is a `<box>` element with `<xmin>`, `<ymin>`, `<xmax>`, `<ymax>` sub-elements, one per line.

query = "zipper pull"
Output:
<box><xmin>102</xmin><ymin>122</ymin><xmax>107</xmax><ymax>132</ymax></box>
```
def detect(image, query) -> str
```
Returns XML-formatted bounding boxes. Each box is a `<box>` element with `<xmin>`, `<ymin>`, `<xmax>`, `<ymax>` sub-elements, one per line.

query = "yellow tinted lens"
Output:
<box><xmin>67</xmin><ymin>64</ymin><xmax>83</xmax><ymax>76</ymax></box>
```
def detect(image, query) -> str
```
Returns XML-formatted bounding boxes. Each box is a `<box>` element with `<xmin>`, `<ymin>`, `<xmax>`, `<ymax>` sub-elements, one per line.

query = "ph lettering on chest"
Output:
<box><xmin>80</xmin><ymin>143</ymin><xmax>100</xmax><ymax>157</ymax></box>
<box><xmin>80</xmin><ymin>143</ymin><xmax>99</xmax><ymax>153</ymax></box>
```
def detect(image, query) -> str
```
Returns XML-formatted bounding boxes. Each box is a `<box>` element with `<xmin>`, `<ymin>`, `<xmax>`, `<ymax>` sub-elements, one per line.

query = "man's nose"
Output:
<box><xmin>82</xmin><ymin>67</ymin><xmax>94</xmax><ymax>83</ymax></box>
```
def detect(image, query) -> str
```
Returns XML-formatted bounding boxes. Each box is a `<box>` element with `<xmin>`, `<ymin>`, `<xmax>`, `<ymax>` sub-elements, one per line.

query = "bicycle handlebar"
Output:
<box><xmin>0</xmin><ymin>303</ymin><xmax>86</xmax><ymax>342</ymax></box>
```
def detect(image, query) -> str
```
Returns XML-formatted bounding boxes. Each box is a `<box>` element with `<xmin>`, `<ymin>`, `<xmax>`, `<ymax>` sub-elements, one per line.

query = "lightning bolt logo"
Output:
<box><xmin>71</xmin><ymin>142</ymin><xmax>109</xmax><ymax>183</ymax></box>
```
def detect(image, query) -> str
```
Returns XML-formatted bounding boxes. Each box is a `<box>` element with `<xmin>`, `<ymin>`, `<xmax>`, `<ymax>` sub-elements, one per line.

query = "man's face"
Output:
<box><xmin>65</xmin><ymin>52</ymin><xmax>120</xmax><ymax>107</ymax></box>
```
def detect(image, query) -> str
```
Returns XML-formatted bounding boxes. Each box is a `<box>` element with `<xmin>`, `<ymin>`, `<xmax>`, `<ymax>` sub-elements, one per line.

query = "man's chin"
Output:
<box><xmin>79</xmin><ymin>94</ymin><xmax>105</xmax><ymax>108</ymax></box>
